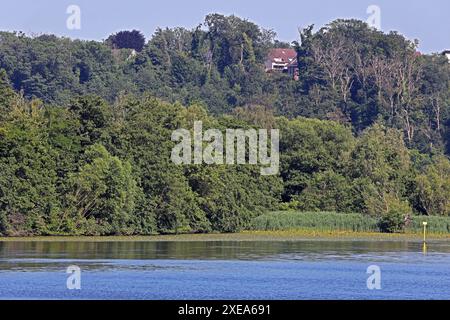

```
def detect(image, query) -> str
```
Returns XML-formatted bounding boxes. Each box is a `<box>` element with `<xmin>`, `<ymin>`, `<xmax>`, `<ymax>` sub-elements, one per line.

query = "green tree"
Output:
<box><xmin>0</xmin><ymin>99</ymin><xmax>59</xmax><ymax>236</ymax></box>
<box><xmin>278</xmin><ymin>117</ymin><xmax>355</xmax><ymax>202</ymax></box>
<box><xmin>0</xmin><ymin>69</ymin><xmax>17</xmax><ymax>120</ymax></box>
<box><xmin>347</xmin><ymin>124</ymin><xmax>413</xmax><ymax>218</ymax></box>
<box><xmin>65</xmin><ymin>144</ymin><xmax>139</xmax><ymax>235</ymax></box>
<box><xmin>107</xmin><ymin>30</ymin><xmax>146</xmax><ymax>52</ymax></box>
<box><xmin>295</xmin><ymin>170</ymin><xmax>356</xmax><ymax>212</ymax></box>
<box><xmin>415</xmin><ymin>155</ymin><xmax>450</xmax><ymax>216</ymax></box>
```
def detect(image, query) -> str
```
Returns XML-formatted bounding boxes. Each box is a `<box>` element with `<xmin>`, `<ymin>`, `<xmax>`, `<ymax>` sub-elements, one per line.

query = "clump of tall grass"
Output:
<box><xmin>251</xmin><ymin>211</ymin><xmax>450</xmax><ymax>234</ymax></box>
<box><xmin>406</xmin><ymin>216</ymin><xmax>450</xmax><ymax>234</ymax></box>
<box><xmin>251</xmin><ymin>211</ymin><xmax>379</xmax><ymax>232</ymax></box>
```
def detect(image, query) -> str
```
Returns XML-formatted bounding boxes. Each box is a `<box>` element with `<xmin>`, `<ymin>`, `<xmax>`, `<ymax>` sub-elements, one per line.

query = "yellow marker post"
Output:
<box><xmin>422</xmin><ymin>221</ymin><xmax>427</xmax><ymax>243</ymax></box>
<box><xmin>422</xmin><ymin>222</ymin><xmax>428</xmax><ymax>255</ymax></box>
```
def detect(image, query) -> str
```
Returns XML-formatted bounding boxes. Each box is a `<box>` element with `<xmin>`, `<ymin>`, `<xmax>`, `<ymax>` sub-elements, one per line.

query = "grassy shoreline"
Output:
<box><xmin>0</xmin><ymin>230</ymin><xmax>449</xmax><ymax>242</ymax></box>
<box><xmin>251</xmin><ymin>211</ymin><xmax>450</xmax><ymax>234</ymax></box>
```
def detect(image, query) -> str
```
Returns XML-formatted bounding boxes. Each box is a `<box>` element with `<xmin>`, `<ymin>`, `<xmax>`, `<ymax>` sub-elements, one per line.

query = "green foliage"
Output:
<box><xmin>251</xmin><ymin>211</ymin><xmax>380</xmax><ymax>232</ymax></box>
<box><xmin>278</xmin><ymin>117</ymin><xmax>355</xmax><ymax>202</ymax></box>
<box><xmin>107</xmin><ymin>30</ymin><xmax>146</xmax><ymax>52</ymax></box>
<box><xmin>0</xmin><ymin>100</ymin><xmax>59</xmax><ymax>236</ymax></box>
<box><xmin>0</xmin><ymin>69</ymin><xmax>16</xmax><ymax>119</ymax></box>
<box><xmin>293</xmin><ymin>170</ymin><xmax>356</xmax><ymax>212</ymax></box>
<box><xmin>377</xmin><ymin>194</ymin><xmax>411</xmax><ymax>233</ymax></box>
<box><xmin>188</xmin><ymin>165</ymin><xmax>282</xmax><ymax>232</ymax></box>
<box><xmin>0</xmin><ymin>88</ymin><xmax>448</xmax><ymax>235</ymax></box>
<box><xmin>346</xmin><ymin>124</ymin><xmax>412</xmax><ymax>215</ymax></box>
<box><xmin>1</xmin><ymin>15</ymin><xmax>450</xmax><ymax>236</ymax></box>
<box><xmin>64</xmin><ymin>144</ymin><xmax>139</xmax><ymax>235</ymax></box>
<box><xmin>252</xmin><ymin>211</ymin><xmax>450</xmax><ymax>234</ymax></box>
<box><xmin>0</xmin><ymin>92</ymin><xmax>284</xmax><ymax>235</ymax></box>
<box><xmin>1</xmin><ymin>15</ymin><xmax>449</xmax><ymax>156</ymax></box>
<box><xmin>414</xmin><ymin>155</ymin><xmax>450</xmax><ymax>216</ymax></box>
<box><xmin>406</xmin><ymin>215</ymin><xmax>450</xmax><ymax>233</ymax></box>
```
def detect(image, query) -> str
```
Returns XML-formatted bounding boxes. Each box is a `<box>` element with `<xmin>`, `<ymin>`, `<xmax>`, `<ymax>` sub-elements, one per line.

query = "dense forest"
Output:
<box><xmin>0</xmin><ymin>14</ymin><xmax>449</xmax><ymax>236</ymax></box>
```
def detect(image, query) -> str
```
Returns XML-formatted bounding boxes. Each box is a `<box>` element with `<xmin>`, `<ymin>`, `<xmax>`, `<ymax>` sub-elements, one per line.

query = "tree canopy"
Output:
<box><xmin>0</xmin><ymin>14</ymin><xmax>449</xmax><ymax>235</ymax></box>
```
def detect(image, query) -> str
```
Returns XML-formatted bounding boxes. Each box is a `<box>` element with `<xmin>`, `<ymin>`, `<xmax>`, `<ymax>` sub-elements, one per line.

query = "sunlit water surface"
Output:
<box><xmin>0</xmin><ymin>240</ymin><xmax>449</xmax><ymax>299</ymax></box>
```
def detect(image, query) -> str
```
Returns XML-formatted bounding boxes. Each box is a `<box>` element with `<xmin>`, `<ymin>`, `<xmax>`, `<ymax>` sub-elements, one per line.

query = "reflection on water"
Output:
<box><xmin>0</xmin><ymin>240</ymin><xmax>449</xmax><ymax>272</ymax></box>
<box><xmin>0</xmin><ymin>240</ymin><xmax>449</xmax><ymax>299</ymax></box>
<box><xmin>2</xmin><ymin>240</ymin><xmax>449</xmax><ymax>261</ymax></box>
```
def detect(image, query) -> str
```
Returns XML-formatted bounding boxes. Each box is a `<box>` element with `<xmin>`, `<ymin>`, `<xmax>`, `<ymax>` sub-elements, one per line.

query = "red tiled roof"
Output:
<box><xmin>266</xmin><ymin>48</ymin><xmax>297</xmax><ymax>63</ymax></box>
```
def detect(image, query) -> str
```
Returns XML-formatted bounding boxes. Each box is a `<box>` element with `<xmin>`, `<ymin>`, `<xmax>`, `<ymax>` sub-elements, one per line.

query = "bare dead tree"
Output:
<box><xmin>429</xmin><ymin>92</ymin><xmax>442</xmax><ymax>132</ymax></box>
<box><xmin>310</xmin><ymin>34</ymin><xmax>347</xmax><ymax>91</ymax></box>
<box><xmin>367</xmin><ymin>55</ymin><xmax>400</xmax><ymax>117</ymax></box>
<box><xmin>355</xmin><ymin>51</ymin><xmax>371</xmax><ymax>89</ymax></box>
<box><xmin>310</xmin><ymin>33</ymin><xmax>355</xmax><ymax>104</ymax></box>
<box><xmin>396</xmin><ymin>51</ymin><xmax>423</xmax><ymax>144</ymax></box>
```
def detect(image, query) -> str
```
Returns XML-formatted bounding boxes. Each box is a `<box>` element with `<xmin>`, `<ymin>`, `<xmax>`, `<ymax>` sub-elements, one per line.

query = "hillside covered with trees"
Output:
<box><xmin>0</xmin><ymin>14</ymin><xmax>449</xmax><ymax>236</ymax></box>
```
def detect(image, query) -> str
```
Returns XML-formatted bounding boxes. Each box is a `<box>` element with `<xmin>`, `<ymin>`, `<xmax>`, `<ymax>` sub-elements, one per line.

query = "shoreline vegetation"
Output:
<box><xmin>0</xmin><ymin>230</ymin><xmax>449</xmax><ymax>242</ymax></box>
<box><xmin>1</xmin><ymin>211</ymin><xmax>449</xmax><ymax>241</ymax></box>
<box><xmin>1</xmin><ymin>211</ymin><xmax>448</xmax><ymax>240</ymax></box>
<box><xmin>251</xmin><ymin>211</ymin><xmax>450</xmax><ymax>234</ymax></box>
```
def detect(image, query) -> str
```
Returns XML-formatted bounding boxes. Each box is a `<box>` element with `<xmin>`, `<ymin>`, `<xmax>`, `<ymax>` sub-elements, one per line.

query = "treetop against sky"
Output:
<box><xmin>0</xmin><ymin>0</ymin><xmax>449</xmax><ymax>53</ymax></box>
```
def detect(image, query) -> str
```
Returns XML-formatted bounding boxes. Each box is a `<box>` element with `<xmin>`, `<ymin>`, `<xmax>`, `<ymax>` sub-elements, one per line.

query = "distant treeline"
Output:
<box><xmin>0</xmin><ymin>14</ymin><xmax>449</xmax><ymax>236</ymax></box>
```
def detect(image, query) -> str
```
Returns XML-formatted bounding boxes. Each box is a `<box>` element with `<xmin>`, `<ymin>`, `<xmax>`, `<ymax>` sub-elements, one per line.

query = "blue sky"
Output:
<box><xmin>0</xmin><ymin>0</ymin><xmax>448</xmax><ymax>53</ymax></box>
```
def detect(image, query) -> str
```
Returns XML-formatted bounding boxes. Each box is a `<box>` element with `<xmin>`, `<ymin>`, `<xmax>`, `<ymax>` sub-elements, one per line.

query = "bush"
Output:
<box><xmin>378</xmin><ymin>213</ymin><xmax>404</xmax><ymax>233</ymax></box>
<box><xmin>377</xmin><ymin>195</ymin><xmax>411</xmax><ymax>233</ymax></box>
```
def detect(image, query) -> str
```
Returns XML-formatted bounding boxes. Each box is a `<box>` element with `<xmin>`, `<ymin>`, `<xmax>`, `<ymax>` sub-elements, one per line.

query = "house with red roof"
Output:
<box><xmin>265</xmin><ymin>48</ymin><xmax>299</xmax><ymax>79</ymax></box>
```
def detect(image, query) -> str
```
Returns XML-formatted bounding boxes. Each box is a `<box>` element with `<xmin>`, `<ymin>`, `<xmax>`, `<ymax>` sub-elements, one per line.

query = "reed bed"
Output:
<box><xmin>251</xmin><ymin>211</ymin><xmax>450</xmax><ymax>234</ymax></box>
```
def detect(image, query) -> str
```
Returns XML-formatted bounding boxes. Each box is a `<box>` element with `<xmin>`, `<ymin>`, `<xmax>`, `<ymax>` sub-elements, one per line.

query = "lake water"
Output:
<box><xmin>0</xmin><ymin>240</ymin><xmax>449</xmax><ymax>300</ymax></box>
